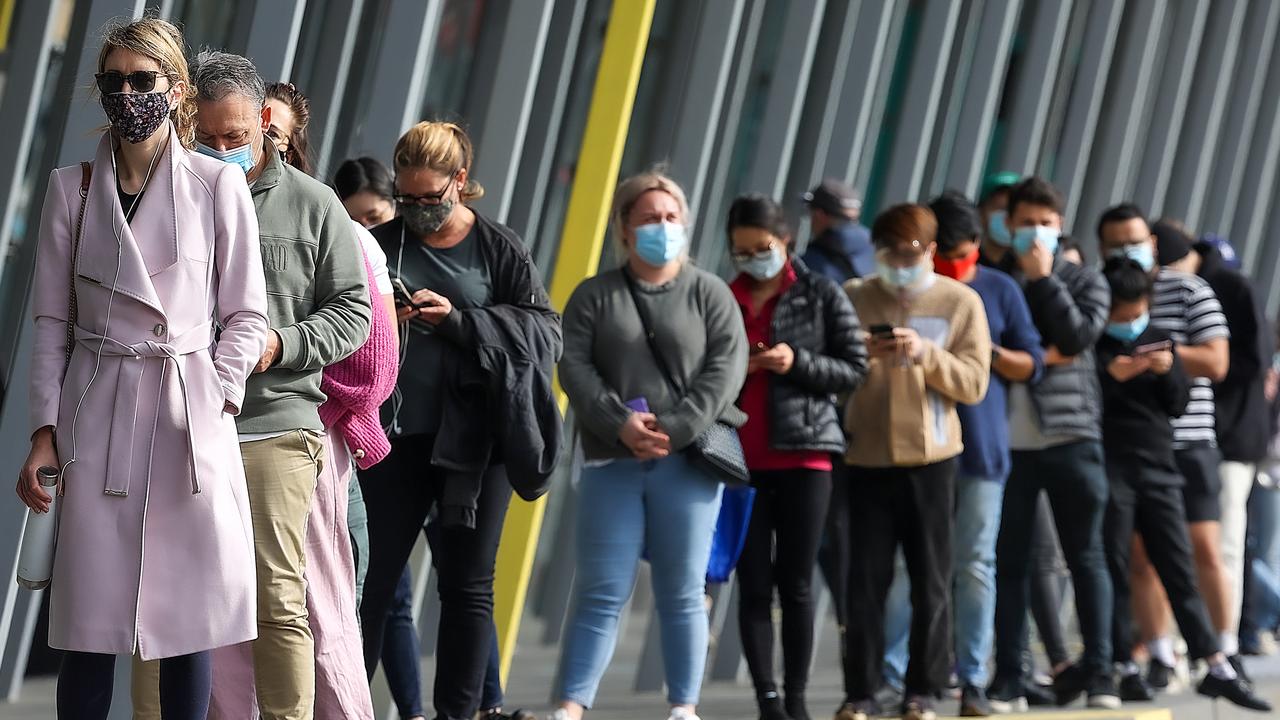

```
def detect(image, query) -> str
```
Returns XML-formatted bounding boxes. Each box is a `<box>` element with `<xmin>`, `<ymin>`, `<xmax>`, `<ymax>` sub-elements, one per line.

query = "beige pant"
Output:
<box><xmin>1220</xmin><ymin>460</ymin><xmax>1256</xmax><ymax>640</ymax></box>
<box><xmin>136</xmin><ymin>430</ymin><xmax>324</xmax><ymax>719</ymax></box>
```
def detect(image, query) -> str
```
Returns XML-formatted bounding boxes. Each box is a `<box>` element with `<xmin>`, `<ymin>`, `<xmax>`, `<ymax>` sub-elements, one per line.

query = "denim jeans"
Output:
<box><xmin>556</xmin><ymin>454</ymin><xmax>723</xmax><ymax>707</ymax></box>
<box><xmin>995</xmin><ymin>441</ymin><xmax>1113</xmax><ymax>678</ymax></box>
<box><xmin>1242</xmin><ymin>481</ymin><xmax>1280</xmax><ymax>647</ymax></box>
<box><xmin>883</xmin><ymin>474</ymin><xmax>1004</xmax><ymax>688</ymax></box>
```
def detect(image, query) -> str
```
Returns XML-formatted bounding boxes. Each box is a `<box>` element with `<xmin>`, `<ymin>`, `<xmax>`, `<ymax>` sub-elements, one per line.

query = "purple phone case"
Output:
<box><xmin>624</xmin><ymin>397</ymin><xmax>650</xmax><ymax>413</ymax></box>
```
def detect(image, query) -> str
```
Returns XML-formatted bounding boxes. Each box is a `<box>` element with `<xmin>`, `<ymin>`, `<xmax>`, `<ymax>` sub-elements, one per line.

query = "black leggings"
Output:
<box><xmin>57</xmin><ymin>650</ymin><xmax>210</xmax><ymax>719</ymax></box>
<box><xmin>737</xmin><ymin>469</ymin><xmax>833</xmax><ymax>698</ymax></box>
<box><xmin>357</xmin><ymin>435</ymin><xmax>512</xmax><ymax>720</ymax></box>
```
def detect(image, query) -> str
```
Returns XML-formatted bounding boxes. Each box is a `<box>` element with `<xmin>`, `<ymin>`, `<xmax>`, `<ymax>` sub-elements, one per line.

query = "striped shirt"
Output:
<box><xmin>1149</xmin><ymin>269</ymin><xmax>1229</xmax><ymax>448</ymax></box>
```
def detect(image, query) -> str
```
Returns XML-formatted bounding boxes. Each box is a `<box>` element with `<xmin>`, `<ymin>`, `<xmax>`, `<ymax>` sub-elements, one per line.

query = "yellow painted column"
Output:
<box><xmin>491</xmin><ymin>0</ymin><xmax>657</xmax><ymax>684</ymax></box>
<box><xmin>0</xmin><ymin>0</ymin><xmax>14</xmax><ymax>52</ymax></box>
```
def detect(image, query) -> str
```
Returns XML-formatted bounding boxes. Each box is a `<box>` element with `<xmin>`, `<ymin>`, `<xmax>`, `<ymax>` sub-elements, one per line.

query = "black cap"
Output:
<box><xmin>802</xmin><ymin>178</ymin><xmax>862</xmax><ymax>217</ymax></box>
<box><xmin>1152</xmin><ymin>220</ymin><xmax>1192</xmax><ymax>265</ymax></box>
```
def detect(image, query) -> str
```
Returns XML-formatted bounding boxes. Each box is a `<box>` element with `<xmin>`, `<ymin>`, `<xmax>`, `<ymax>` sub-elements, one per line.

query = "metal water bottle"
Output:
<box><xmin>16</xmin><ymin>466</ymin><xmax>60</xmax><ymax>590</ymax></box>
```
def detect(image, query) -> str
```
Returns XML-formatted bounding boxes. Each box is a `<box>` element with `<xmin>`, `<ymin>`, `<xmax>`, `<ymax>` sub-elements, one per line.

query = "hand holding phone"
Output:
<box><xmin>1133</xmin><ymin>339</ymin><xmax>1173</xmax><ymax>356</ymax></box>
<box><xmin>391</xmin><ymin>277</ymin><xmax>424</xmax><ymax>309</ymax></box>
<box><xmin>869</xmin><ymin>323</ymin><xmax>896</xmax><ymax>339</ymax></box>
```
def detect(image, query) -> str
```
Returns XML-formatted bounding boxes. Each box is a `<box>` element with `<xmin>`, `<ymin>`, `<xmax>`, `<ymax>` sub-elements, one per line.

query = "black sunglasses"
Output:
<box><xmin>95</xmin><ymin>70</ymin><xmax>170</xmax><ymax>95</ymax></box>
<box><xmin>393</xmin><ymin>171</ymin><xmax>458</xmax><ymax>206</ymax></box>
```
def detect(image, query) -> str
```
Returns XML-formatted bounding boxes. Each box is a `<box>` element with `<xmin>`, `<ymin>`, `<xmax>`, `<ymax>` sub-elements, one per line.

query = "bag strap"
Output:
<box><xmin>621</xmin><ymin>269</ymin><xmax>685</xmax><ymax>397</ymax></box>
<box><xmin>64</xmin><ymin>162</ymin><xmax>91</xmax><ymax>375</ymax></box>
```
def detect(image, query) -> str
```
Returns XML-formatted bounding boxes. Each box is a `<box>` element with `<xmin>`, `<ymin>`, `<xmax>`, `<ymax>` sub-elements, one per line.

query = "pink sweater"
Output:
<box><xmin>319</xmin><ymin>251</ymin><xmax>398</xmax><ymax>469</ymax></box>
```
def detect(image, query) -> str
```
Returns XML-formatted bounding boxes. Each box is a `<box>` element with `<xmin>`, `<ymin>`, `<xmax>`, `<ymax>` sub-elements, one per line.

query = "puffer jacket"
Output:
<box><xmin>758</xmin><ymin>258</ymin><xmax>869</xmax><ymax>453</ymax></box>
<box><xmin>1009</xmin><ymin>255</ymin><xmax>1110</xmax><ymax>439</ymax></box>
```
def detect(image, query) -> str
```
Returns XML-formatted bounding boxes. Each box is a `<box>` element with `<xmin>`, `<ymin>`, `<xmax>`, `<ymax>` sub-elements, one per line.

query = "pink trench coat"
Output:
<box><xmin>28</xmin><ymin>128</ymin><xmax>269</xmax><ymax>660</ymax></box>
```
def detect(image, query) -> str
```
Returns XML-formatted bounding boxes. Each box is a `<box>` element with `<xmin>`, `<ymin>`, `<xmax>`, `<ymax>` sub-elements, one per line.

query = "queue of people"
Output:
<box><xmin>12</xmin><ymin>14</ymin><xmax>1280</xmax><ymax>720</ymax></box>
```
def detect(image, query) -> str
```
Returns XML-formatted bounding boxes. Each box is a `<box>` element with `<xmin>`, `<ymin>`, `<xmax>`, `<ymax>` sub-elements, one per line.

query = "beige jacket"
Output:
<box><xmin>843</xmin><ymin>275</ymin><xmax>991</xmax><ymax>467</ymax></box>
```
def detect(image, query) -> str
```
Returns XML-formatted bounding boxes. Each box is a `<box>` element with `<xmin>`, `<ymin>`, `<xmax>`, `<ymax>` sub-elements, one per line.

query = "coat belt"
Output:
<box><xmin>74</xmin><ymin>325</ymin><xmax>213</xmax><ymax>496</ymax></box>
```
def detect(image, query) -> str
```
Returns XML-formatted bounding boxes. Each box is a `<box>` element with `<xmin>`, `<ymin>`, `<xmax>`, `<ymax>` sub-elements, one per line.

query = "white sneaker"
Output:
<box><xmin>547</xmin><ymin>710</ymin><xmax>573</xmax><ymax>720</ymax></box>
<box><xmin>666</xmin><ymin>708</ymin><xmax>700</xmax><ymax>720</ymax></box>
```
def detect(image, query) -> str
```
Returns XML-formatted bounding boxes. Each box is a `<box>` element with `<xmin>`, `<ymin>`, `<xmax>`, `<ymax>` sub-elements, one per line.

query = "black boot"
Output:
<box><xmin>757</xmin><ymin>692</ymin><xmax>790</xmax><ymax>720</ymax></box>
<box><xmin>783</xmin><ymin>689</ymin><xmax>809</xmax><ymax>720</ymax></box>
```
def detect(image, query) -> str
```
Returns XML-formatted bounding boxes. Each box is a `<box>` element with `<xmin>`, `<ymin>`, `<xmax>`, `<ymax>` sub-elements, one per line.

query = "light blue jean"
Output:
<box><xmin>884</xmin><ymin>474</ymin><xmax>1004</xmax><ymax>688</ymax></box>
<box><xmin>1243</xmin><ymin>480</ymin><xmax>1280</xmax><ymax>644</ymax></box>
<box><xmin>557</xmin><ymin>453</ymin><xmax>724</xmax><ymax>707</ymax></box>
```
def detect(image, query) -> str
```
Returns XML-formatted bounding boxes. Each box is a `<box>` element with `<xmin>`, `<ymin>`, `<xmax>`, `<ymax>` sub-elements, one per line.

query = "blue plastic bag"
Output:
<box><xmin>706</xmin><ymin>485</ymin><xmax>756</xmax><ymax>583</ymax></box>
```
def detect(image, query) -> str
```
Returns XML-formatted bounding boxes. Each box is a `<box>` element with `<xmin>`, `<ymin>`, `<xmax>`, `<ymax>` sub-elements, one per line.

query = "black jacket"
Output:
<box><xmin>1097</xmin><ymin>325</ymin><xmax>1190</xmax><ymax>480</ymax></box>
<box><xmin>1197</xmin><ymin>242</ymin><xmax>1274</xmax><ymax>462</ymax></box>
<box><xmin>373</xmin><ymin>214</ymin><xmax>563</xmax><ymax>526</ymax></box>
<box><xmin>748</xmin><ymin>259</ymin><xmax>869</xmax><ymax>453</ymax></box>
<box><xmin>1000</xmin><ymin>254</ymin><xmax>1110</xmax><ymax>439</ymax></box>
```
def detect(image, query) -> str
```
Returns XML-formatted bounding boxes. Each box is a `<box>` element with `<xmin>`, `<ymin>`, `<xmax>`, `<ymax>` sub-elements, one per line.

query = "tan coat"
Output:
<box><xmin>843</xmin><ymin>275</ymin><xmax>990</xmax><ymax>468</ymax></box>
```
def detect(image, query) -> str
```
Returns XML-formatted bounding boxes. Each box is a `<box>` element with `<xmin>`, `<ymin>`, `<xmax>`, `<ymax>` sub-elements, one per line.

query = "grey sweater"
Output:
<box><xmin>238</xmin><ymin>145</ymin><xmax>371</xmax><ymax>434</ymax></box>
<box><xmin>560</xmin><ymin>264</ymin><xmax>749</xmax><ymax>461</ymax></box>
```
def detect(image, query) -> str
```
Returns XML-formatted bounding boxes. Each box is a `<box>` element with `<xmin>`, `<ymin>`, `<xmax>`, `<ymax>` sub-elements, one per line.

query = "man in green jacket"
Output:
<box><xmin>192</xmin><ymin>51</ymin><xmax>370</xmax><ymax>720</ymax></box>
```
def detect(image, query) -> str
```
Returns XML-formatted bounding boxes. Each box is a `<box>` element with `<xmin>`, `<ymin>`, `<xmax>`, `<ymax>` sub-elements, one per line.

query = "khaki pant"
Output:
<box><xmin>136</xmin><ymin>430</ymin><xmax>323</xmax><ymax>718</ymax></box>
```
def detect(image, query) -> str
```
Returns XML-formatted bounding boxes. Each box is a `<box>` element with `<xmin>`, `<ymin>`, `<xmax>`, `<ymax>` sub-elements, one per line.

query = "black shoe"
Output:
<box><xmin>1228</xmin><ymin>654</ymin><xmax>1254</xmax><ymax>686</ymax></box>
<box><xmin>901</xmin><ymin>695</ymin><xmax>937</xmax><ymax>720</ymax></box>
<box><xmin>986</xmin><ymin>675</ymin><xmax>1027</xmax><ymax>714</ymax></box>
<box><xmin>1118</xmin><ymin>672</ymin><xmax>1155</xmax><ymax>702</ymax></box>
<box><xmin>1198</xmin><ymin>673</ymin><xmax>1273</xmax><ymax>711</ymax></box>
<box><xmin>758</xmin><ymin>694</ymin><xmax>790</xmax><ymax>720</ymax></box>
<box><xmin>959</xmin><ymin>685</ymin><xmax>992</xmax><ymax>717</ymax></box>
<box><xmin>1052</xmin><ymin>663</ymin><xmax>1088</xmax><ymax>706</ymax></box>
<box><xmin>872</xmin><ymin>684</ymin><xmax>903</xmax><ymax>712</ymax></box>
<box><xmin>785</xmin><ymin>692</ymin><xmax>811</xmax><ymax>720</ymax></box>
<box><xmin>1024</xmin><ymin>681</ymin><xmax>1055</xmax><ymax>706</ymax></box>
<box><xmin>483</xmin><ymin>712</ymin><xmax>536</xmax><ymax>720</ymax></box>
<box><xmin>1086</xmin><ymin>672</ymin><xmax>1122</xmax><ymax>710</ymax></box>
<box><xmin>833</xmin><ymin>698</ymin><xmax>877</xmax><ymax>720</ymax></box>
<box><xmin>1146</xmin><ymin>659</ymin><xmax>1174</xmax><ymax>690</ymax></box>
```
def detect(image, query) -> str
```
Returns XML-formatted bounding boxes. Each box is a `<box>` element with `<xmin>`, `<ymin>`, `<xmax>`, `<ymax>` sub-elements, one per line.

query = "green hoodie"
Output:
<box><xmin>237</xmin><ymin>144</ymin><xmax>371</xmax><ymax>434</ymax></box>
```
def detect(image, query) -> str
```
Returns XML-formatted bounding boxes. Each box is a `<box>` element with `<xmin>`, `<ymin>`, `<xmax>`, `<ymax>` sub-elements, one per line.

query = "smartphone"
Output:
<box><xmin>390</xmin><ymin>277</ymin><xmax>420</xmax><ymax>308</ymax></box>
<box><xmin>750</xmin><ymin>341</ymin><xmax>770</xmax><ymax>355</ymax></box>
<box><xmin>869</xmin><ymin>323</ymin><xmax>896</xmax><ymax>339</ymax></box>
<box><xmin>624</xmin><ymin>397</ymin><xmax>650</xmax><ymax>413</ymax></box>
<box><xmin>1134</xmin><ymin>339</ymin><xmax>1173</xmax><ymax>355</ymax></box>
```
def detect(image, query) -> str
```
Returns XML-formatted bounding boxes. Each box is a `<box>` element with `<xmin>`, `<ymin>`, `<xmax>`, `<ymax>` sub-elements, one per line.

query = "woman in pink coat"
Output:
<box><xmin>13</xmin><ymin>18</ymin><xmax>267</xmax><ymax>718</ymax></box>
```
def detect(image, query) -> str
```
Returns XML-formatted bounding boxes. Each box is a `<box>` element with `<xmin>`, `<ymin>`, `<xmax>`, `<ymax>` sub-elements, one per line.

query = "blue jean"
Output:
<box><xmin>1242</xmin><ymin>481</ymin><xmax>1280</xmax><ymax>646</ymax></box>
<box><xmin>884</xmin><ymin>474</ymin><xmax>1004</xmax><ymax>688</ymax></box>
<box><xmin>383</xmin><ymin>566</ymin><xmax>424</xmax><ymax>719</ymax></box>
<box><xmin>557</xmin><ymin>454</ymin><xmax>723</xmax><ymax>707</ymax></box>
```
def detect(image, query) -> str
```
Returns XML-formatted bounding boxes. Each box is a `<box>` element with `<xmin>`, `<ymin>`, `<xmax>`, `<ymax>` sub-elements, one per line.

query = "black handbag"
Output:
<box><xmin>622</xmin><ymin>271</ymin><xmax>749</xmax><ymax>486</ymax></box>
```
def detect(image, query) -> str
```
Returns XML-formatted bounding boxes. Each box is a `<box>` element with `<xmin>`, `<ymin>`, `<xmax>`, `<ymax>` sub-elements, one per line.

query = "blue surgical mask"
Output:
<box><xmin>877</xmin><ymin>258</ymin><xmax>930</xmax><ymax>289</ymax></box>
<box><xmin>1011</xmin><ymin>225</ymin><xmax>1060</xmax><ymax>257</ymax></box>
<box><xmin>634</xmin><ymin>222</ymin><xmax>687</xmax><ymax>266</ymax></box>
<box><xmin>988</xmin><ymin>210</ymin><xmax>1012</xmax><ymax>247</ymax></box>
<box><xmin>1105</xmin><ymin>313</ymin><xmax>1150</xmax><ymax>343</ymax></box>
<box><xmin>196</xmin><ymin>140</ymin><xmax>257</xmax><ymax>176</ymax></box>
<box><xmin>1109</xmin><ymin>242</ymin><xmax>1156</xmax><ymax>272</ymax></box>
<box><xmin>733</xmin><ymin>245</ymin><xmax>787</xmax><ymax>281</ymax></box>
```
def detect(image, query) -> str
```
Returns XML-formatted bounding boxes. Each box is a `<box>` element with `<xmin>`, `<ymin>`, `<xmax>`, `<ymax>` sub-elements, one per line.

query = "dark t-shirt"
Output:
<box><xmin>383</xmin><ymin>225</ymin><xmax>492</xmax><ymax>436</ymax></box>
<box><xmin>118</xmin><ymin>183</ymin><xmax>142</xmax><ymax>222</ymax></box>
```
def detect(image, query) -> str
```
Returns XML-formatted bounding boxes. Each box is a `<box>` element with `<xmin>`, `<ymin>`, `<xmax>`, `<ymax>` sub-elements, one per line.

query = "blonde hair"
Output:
<box><xmin>393</xmin><ymin>121</ymin><xmax>485</xmax><ymax>201</ymax></box>
<box><xmin>610</xmin><ymin>168</ymin><xmax>691</xmax><ymax>254</ymax></box>
<box><xmin>97</xmin><ymin>17</ymin><xmax>196</xmax><ymax>149</ymax></box>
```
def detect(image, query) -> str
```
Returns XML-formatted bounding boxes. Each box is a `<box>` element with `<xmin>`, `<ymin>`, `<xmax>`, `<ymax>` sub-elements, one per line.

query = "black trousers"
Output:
<box><xmin>995</xmin><ymin>441</ymin><xmax>1113</xmax><ymax>677</ymax></box>
<box><xmin>736</xmin><ymin>468</ymin><xmax>832</xmax><ymax>697</ymax></box>
<box><xmin>1028</xmin><ymin>492</ymin><xmax>1070</xmax><ymax>667</ymax></box>
<box><xmin>818</xmin><ymin>463</ymin><xmax>851</xmax><ymax>631</ymax></box>
<box><xmin>358</xmin><ymin>435</ymin><xmax>512</xmax><ymax>720</ymax></box>
<box><xmin>1106</xmin><ymin>472</ymin><xmax>1220</xmax><ymax>663</ymax></box>
<box><xmin>58</xmin><ymin>651</ymin><xmax>210</xmax><ymax>720</ymax></box>
<box><xmin>843</xmin><ymin>459</ymin><xmax>955</xmax><ymax>700</ymax></box>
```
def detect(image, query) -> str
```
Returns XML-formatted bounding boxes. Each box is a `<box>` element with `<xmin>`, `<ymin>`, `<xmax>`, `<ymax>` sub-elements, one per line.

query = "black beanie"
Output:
<box><xmin>1152</xmin><ymin>220</ymin><xmax>1192</xmax><ymax>265</ymax></box>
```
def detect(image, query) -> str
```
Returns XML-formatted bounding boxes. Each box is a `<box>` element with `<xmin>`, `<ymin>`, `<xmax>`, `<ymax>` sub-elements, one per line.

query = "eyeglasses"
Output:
<box><xmin>393</xmin><ymin>171</ymin><xmax>457</xmax><ymax>206</ymax></box>
<box><xmin>730</xmin><ymin>241</ymin><xmax>779</xmax><ymax>263</ymax></box>
<box><xmin>95</xmin><ymin>70</ymin><xmax>171</xmax><ymax>95</ymax></box>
